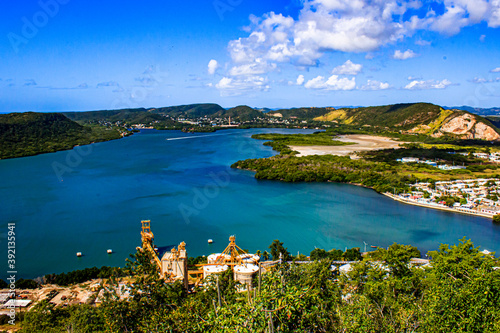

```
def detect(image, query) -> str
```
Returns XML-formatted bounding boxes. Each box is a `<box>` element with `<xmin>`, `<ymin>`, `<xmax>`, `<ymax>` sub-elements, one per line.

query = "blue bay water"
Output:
<box><xmin>1</xmin><ymin>128</ymin><xmax>500</xmax><ymax>279</ymax></box>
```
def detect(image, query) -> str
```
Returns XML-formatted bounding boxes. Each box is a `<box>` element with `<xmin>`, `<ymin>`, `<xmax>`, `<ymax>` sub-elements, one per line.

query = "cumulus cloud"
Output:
<box><xmin>208</xmin><ymin>59</ymin><xmax>219</xmax><ymax>75</ymax></box>
<box><xmin>296</xmin><ymin>74</ymin><xmax>305</xmax><ymax>85</ymax></box>
<box><xmin>331</xmin><ymin>60</ymin><xmax>362</xmax><ymax>75</ymax></box>
<box><xmin>415</xmin><ymin>39</ymin><xmax>431</xmax><ymax>46</ymax></box>
<box><xmin>490</xmin><ymin>67</ymin><xmax>500</xmax><ymax>73</ymax></box>
<box><xmin>229</xmin><ymin>59</ymin><xmax>276</xmax><ymax>76</ymax></box>
<box><xmin>393</xmin><ymin>49</ymin><xmax>418</xmax><ymax>60</ymax></box>
<box><xmin>304</xmin><ymin>75</ymin><xmax>356</xmax><ymax>90</ymax></box>
<box><xmin>404</xmin><ymin>79</ymin><xmax>452</xmax><ymax>90</ymax></box>
<box><xmin>213</xmin><ymin>0</ymin><xmax>500</xmax><ymax>93</ymax></box>
<box><xmin>360</xmin><ymin>80</ymin><xmax>390</xmax><ymax>90</ymax></box>
<box><xmin>215</xmin><ymin>76</ymin><xmax>269</xmax><ymax>96</ymax></box>
<box><xmin>222</xmin><ymin>0</ymin><xmax>500</xmax><ymax>72</ymax></box>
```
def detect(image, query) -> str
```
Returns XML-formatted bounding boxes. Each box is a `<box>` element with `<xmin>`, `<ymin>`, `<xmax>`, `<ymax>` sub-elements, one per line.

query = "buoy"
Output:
<box><xmin>107</xmin><ymin>249</ymin><xmax>113</xmax><ymax>254</ymax></box>
<box><xmin>208</xmin><ymin>239</ymin><xmax>213</xmax><ymax>244</ymax></box>
<box><xmin>76</xmin><ymin>252</ymin><xmax>82</xmax><ymax>257</ymax></box>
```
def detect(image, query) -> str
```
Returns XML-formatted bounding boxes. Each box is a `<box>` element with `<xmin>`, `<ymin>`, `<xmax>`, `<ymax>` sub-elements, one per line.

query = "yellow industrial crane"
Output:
<box><xmin>140</xmin><ymin>220</ymin><xmax>164</xmax><ymax>277</ymax></box>
<box><xmin>139</xmin><ymin>220</ymin><xmax>189</xmax><ymax>288</ymax></box>
<box><xmin>201</xmin><ymin>235</ymin><xmax>259</xmax><ymax>267</ymax></box>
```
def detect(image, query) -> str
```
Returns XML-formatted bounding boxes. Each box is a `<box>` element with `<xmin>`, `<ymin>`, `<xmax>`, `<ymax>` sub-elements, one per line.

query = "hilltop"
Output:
<box><xmin>3</xmin><ymin>102</ymin><xmax>500</xmax><ymax>159</ymax></box>
<box><xmin>0</xmin><ymin>112</ymin><xmax>127</xmax><ymax>159</ymax></box>
<box><xmin>63</xmin><ymin>103</ymin><xmax>262</xmax><ymax>123</ymax></box>
<box><xmin>286</xmin><ymin>103</ymin><xmax>500</xmax><ymax>141</ymax></box>
<box><xmin>61</xmin><ymin>102</ymin><xmax>500</xmax><ymax>141</ymax></box>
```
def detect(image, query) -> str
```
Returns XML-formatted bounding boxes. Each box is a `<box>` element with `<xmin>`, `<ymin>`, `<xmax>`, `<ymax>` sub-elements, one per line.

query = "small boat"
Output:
<box><xmin>76</xmin><ymin>252</ymin><xmax>82</xmax><ymax>257</ymax></box>
<box><xmin>107</xmin><ymin>249</ymin><xmax>113</xmax><ymax>254</ymax></box>
<box><xmin>371</xmin><ymin>246</ymin><xmax>378</xmax><ymax>248</ymax></box>
<box><xmin>208</xmin><ymin>239</ymin><xmax>213</xmax><ymax>244</ymax></box>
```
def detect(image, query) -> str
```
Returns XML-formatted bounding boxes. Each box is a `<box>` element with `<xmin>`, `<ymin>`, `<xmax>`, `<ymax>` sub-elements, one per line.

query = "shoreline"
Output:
<box><xmin>290</xmin><ymin>134</ymin><xmax>405</xmax><ymax>158</ymax></box>
<box><xmin>234</xmin><ymin>163</ymin><xmax>495</xmax><ymax>221</ymax></box>
<box><xmin>382</xmin><ymin>192</ymin><xmax>493</xmax><ymax>219</ymax></box>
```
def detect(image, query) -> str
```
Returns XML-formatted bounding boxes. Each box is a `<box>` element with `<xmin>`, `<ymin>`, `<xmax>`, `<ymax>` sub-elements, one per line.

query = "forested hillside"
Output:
<box><xmin>0</xmin><ymin>112</ymin><xmax>126</xmax><ymax>159</ymax></box>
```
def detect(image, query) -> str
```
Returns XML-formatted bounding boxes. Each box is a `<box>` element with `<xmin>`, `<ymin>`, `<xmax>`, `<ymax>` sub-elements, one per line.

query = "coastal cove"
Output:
<box><xmin>1</xmin><ymin>128</ymin><xmax>500</xmax><ymax>279</ymax></box>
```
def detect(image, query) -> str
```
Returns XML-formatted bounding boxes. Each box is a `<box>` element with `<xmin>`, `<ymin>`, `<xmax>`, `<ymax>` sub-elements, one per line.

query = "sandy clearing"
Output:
<box><xmin>290</xmin><ymin>134</ymin><xmax>404</xmax><ymax>158</ymax></box>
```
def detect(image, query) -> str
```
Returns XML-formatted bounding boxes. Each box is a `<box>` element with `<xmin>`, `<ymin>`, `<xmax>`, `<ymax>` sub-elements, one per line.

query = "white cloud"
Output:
<box><xmin>393</xmin><ymin>49</ymin><xmax>417</xmax><ymax>60</ymax></box>
<box><xmin>215</xmin><ymin>76</ymin><xmax>269</xmax><ymax>96</ymax></box>
<box><xmin>415</xmin><ymin>39</ymin><xmax>431</xmax><ymax>46</ymax></box>
<box><xmin>404</xmin><ymin>79</ymin><xmax>452</xmax><ymax>90</ymax></box>
<box><xmin>304</xmin><ymin>75</ymin><xmax>356</xmax><ymax>90</ymax></box>
<box><xmin>229</xmin><ymin>59</ymin><xmax>276</xmax><ymax>76</ymax></box>
<box><xmin>215</xmin><ymin>0</ymin><xmax>500</xmax><ymax>92</ymax></box>
<box><xmin>296</xmin><ymin>75</ymin><xmax>305</xmax><ymax>85</ymax></box>
<box><xmin>331</xmin><ymin>60</ymin><xmax>362</xmax><ymax>75</ymax></box>
<box><xmin>360</xmin><ymin>80</ymin><xmax>390</xmax><ymax>90</ymax></box>
<box><xmin>208</xmin><ymin>59</ymin><xmax>219</xmax><ymax>75</ymax></box>
<box><xmin>407</xmin><ymin>0</ymin><xmax>500</xmax><ymax>34</ymax></box>
<box><xmin>490</xmin><ymin>67</ymin><xmax>500</xmax><ymax>73</ymax></box>
<box><xmin>223</xmin><ymin>0</ymin><xmax>500</xmax><ymax>72</ymax></box>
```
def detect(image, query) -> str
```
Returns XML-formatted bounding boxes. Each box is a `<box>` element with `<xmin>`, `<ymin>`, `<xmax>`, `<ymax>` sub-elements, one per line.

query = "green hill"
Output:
<box><xmin>64</xmin><ymin>108</ymin><xmax>165</xmax><ymax>124</ymax></box>
<box><xmin>308</xmin><ymin>103</ymin><xmax>500</xmax><ymax>140</ymax></box>
<box><xmin>64</xmin><ymin>104</ymin><xmax>265</xmax><ymax>126</ymax></box>
<box><xmin>268</xmin><ymin>107</ymin><xmax>335</xmax><ymax>120</ymax></box>
<box><xmin>216</xmin><ymin>105</ymin><xmax>264</xmax><ymax>122</ymax></box>
<box><xmin>155</xmin><ymin>103</ymin><xmax>224</xmax><ymax>117</ymax></box>
<box><xmin>0</xmin><ymin>112</ymin><xmax>125</xmax><ymax>159</ymax></box>
<box><xmin>64</xmin><ymin>104</ymin><xmax>226</xmax><ymax>125</ymax></box>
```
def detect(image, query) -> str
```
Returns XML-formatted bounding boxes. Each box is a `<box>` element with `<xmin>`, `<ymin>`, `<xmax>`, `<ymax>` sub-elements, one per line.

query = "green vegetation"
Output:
<box><xmin>0</xmin><ymin>112</ymin><xmax>127</xmax><ymax>159</ymax></box>
<box><xmin>269</xmin><ymin>106</ymin><xmax>338</xmax><ymax>120</ymax></box>
<box><xmin>44</xmin><ymin>266</ymin><xmax>125</xmax><ymax>286</ymax></box>
<box><xmin>217</xmin><ymin>105</ymin><xmax>264</xmax><ymax>122</ymax></box>
<box><xmin>314</xmin><ymin>103</ymin><xmax>445</xmax><ymax>129</ymax></box>
<box><xmin>363</xmin><ymin>143</ymin><xmax>473</xmax><ymax>164</ymax></box>
<box><xmin>233</xmin><ymin>154</ymin><xmax>418</xmax><ymax>193</ymax></box>
<box><xmin>63</xmin><ymin>104</ymin><xmax>225</xmax><ymax>122</ymax></box>
<box><xmin>17</xmin><ymin>239</ymin><xmax>500</xmax><ymax>332</ymax></box>
<box><xmin>232</xmin><ymin>129</ymin><xmax>500</xmax><ymax>192</ymax></box>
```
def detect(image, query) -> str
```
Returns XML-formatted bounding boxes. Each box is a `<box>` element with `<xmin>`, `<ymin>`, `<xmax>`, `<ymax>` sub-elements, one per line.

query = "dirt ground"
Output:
<box><xmin>290</xmin><ymin>134</ymin><xmax>404</xmax><ymax>158</ymax></box>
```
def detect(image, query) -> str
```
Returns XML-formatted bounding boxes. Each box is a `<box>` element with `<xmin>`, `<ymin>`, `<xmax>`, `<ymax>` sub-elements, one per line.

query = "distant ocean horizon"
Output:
<box><xmin>1</xmin><ymin>128</ymin><xmax>499</xmax><ymax>279</ymax></box>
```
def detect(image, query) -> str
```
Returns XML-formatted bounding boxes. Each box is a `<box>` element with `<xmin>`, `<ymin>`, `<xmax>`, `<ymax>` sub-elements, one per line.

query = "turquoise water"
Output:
<box><xmin>1</xmin><ymin>128</ymin><xmax>500</xmax><ymax>279</ymax></box>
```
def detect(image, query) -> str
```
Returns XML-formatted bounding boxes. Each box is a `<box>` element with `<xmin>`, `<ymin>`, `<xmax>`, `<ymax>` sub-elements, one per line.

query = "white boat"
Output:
<box><xmin>107</xmin><ymin>249</ymin><xmax>113</xmax><ymax>254</ymax></box>
<box><xmin>208</xmin><ymin>239</ymin><xmax>213</xmax><ymax>244</ymax></box>
<box><xmin>76</xmin><ymin>252</ymin><xmax>82</xmax><ymax>257</ymax></box>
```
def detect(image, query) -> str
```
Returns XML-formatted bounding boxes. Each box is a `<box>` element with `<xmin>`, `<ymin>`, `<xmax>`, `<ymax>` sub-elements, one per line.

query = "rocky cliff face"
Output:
<box><xmin>438</xmin><ymin>113</ymin><xmax>500</xmax><ymax>141</ymax></box>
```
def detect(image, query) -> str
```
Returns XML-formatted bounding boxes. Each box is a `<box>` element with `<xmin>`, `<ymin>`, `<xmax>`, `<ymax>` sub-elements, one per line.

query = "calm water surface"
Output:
<box><xmin>1</xmin><ymin>128</ymin><xmax>499</xmax><ymax>279</ymax></box>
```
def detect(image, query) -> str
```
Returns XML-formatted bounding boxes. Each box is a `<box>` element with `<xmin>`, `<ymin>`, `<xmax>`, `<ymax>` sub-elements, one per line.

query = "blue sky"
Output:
<box><xmin>1</xmin><ymin>0</ymin><xmax>500</xmax><ymax>112</ymax></box>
